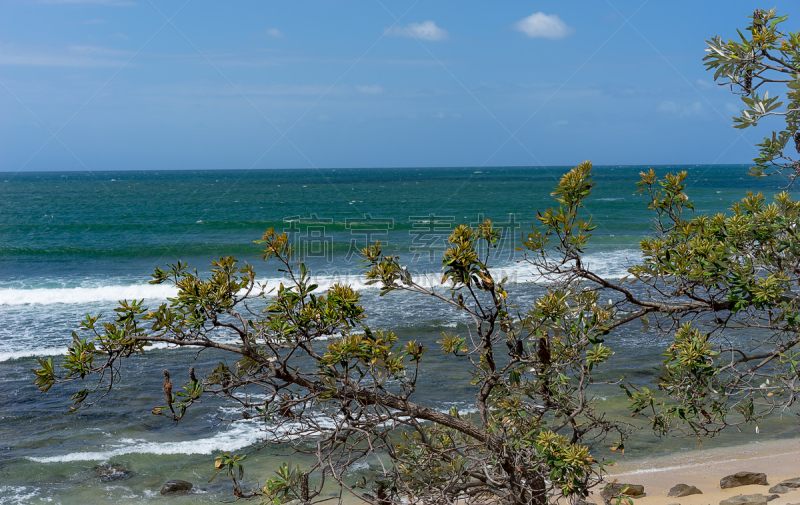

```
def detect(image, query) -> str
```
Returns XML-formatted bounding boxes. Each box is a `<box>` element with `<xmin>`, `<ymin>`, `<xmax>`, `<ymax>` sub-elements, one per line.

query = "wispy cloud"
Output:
<box><xmin>37</xmin><ymin>0</ymin><xmax>137</xmax><ymax>5</ymax></box>
<box><xmin>0</xmin><ymin>44</ymin><xmax>129</xmax><ymax>67</ymax></box>
<box><xmin>163</xmin><ymin>83</ymin><xmax>339</xmax><ymax>97</ymax></box>
<box><xmin>513</xmin><ymin>13</ymin><xmax>573</xmax><ymax>40</ymax></box>
<box><xmin>355</xmin><ymin>85</ymin><xmax>384</xmax><ymax>94</ymax></box>
<box><xmin>435</xmin><ymin>112</ymin><xmax>462</xmax><ymax>120</ymax></box>
<box><xmin>658</xmin><ymin>101</ymin><xmax>705</xmax><ymax>118</ymax></box>
<box><xmin>696</xmin><ymin>78</ymin><xmax>714</xmax><ymax>89</ymax></box>
<box><xmin>385</xmin><ymin>21</ymin><xmax>449</xmax><ymax>42</ymax></box>
<box><xmin>251</xmin><ymin>28</ymin><xmax>284</xmax><ymax>40</ymax></box>
<box><xmin>214</xmin><ymin>54</ymin><xmax>448</xmax><ymax>68</ymax></box>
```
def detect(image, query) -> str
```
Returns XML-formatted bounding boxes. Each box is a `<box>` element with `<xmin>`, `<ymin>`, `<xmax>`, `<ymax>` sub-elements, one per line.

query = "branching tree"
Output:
<box><xmin>32</xmin><ymin>8</ymin><xmax>800</xmax><ymax>505</ymax></box>
<box><xmin>32</xmin><ymin>167</ymin><xmax>631</xmax><ymax>505</ymax></box>
<box><xmin>704</xmin><ymin>8</ymin><xmax>800</xmax><ymax>182</ymax></box>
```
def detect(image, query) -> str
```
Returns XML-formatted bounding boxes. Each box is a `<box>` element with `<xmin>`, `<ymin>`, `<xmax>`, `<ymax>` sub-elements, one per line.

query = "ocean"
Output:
<box><xmin>1</xmin><ymin>165</ymin><xmax>798</xmax><ymax>504</ymax></box>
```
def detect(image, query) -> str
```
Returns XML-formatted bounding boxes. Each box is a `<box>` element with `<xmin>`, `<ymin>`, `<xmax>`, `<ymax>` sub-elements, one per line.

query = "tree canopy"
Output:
<box><xmin>33</xmin><ymin>8</ymin><xmax>800</xmax><ymax>505</ymax></box>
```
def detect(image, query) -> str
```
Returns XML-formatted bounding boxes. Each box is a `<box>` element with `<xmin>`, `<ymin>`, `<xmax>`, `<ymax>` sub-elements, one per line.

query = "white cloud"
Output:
<box><xmin>385</xmin><ymin>21</ymin><xmax>449</xmax><ymax>41</ymax></box>
<box><xmin>513</xmin><ymin>13</ymin><xmax>573</xmax><ymax>40</ymax></box>
<box><xmin>658</xmin><ymin>101</ymin><xmax>704</xmax><ymax>118</ymax></box>
<box><xmin>696</xmin><ymin>79</ymin><xmax>713</xmax><ymax>89</ymax></box>
<box><xmin>725</xmin><ymin>103</ymin><xmax>740</xmax><ymax>114</ymax></box>
<box><xmin>434</xmin><ymin>112</ymin><xmax>462</xmax><ymax>120</ymax></box>
<box><xmin>355</xmin><ymin>85</ymin><xmax>384</xmax><ymax>94</ymax></box>
<box><xmin>552</xmin><ymin>120</ymin><xmax>568</xmax><ymax>127</ymax></box>
<box><xmin>69</xmin><ymin>44</ymin><xmax>128</xmax><ymax>55</ymax></box>
<box><xmin>0</xmin><ymin>43</ymin><xmax>128</xmax><ymax>67</ymax></box>
<box><xmin>246</xmin><ymin>84</ymin><xmax>332</xmax><ymax>96</ymax></box>
<box><xmin>37</xmin><ymin>0</ymin><xmax>137</xmax><ymax>5</ymax></box>
<box><xmin>266</xmin><ymin>28</ymin><xmax>283</xmax><ymax>39</ymax></box>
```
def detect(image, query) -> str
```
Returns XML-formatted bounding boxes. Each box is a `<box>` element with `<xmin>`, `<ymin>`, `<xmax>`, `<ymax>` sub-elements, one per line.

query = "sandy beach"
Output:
<box><xmin>590</xmin><ymin>438</ymin><xmax>800</xmax><ymax>505</ymax></box>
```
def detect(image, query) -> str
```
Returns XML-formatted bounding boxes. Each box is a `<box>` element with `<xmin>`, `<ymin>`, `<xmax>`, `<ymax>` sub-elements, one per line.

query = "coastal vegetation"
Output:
<box><xmin>32</xmin><ymin>8</ymin><xmax>800</xmax><ymax>505</ymax></box>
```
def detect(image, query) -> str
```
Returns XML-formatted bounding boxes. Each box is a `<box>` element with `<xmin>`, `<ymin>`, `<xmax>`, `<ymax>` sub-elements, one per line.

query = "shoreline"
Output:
<box><xmin>590</xmin><ymin>437</ymin><xmax>800</xmax><ymax>505</ymax></box>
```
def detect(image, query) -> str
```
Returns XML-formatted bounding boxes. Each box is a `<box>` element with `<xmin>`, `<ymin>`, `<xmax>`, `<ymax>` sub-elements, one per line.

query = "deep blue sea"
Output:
<box><xmin>1</xmin><ymin>165</ymin><xmax>797</xmax><ymax>503</ymax></box>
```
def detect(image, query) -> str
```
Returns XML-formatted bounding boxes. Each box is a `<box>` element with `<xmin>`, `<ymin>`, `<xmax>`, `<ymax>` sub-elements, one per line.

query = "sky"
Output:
<box><xmin>0</xmin><ymin>0</ymin><xmax>783</xmax><ymax>171</ymax></box>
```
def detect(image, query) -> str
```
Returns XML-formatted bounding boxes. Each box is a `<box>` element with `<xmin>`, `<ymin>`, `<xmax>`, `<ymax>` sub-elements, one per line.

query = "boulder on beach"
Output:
<box><xmin>93</xmin><ymin>462</ymin><xmax>132</xmax><ymax>482</ymax></box>
<box><xmin>719</xmin><ymin>494</ymin><xmax>769</xmax><ymax>505</ymax></box>
<box><xmin>668</xmin><ymin>484</ymin><xmax>703</xmax><ymax>497</ymax></box>
<box><xmin>160</xmin><ymin>479</ymin><xmax>194</xmax><ymax>495</ymax></box>
<box><xmin>767</xmin><ymin>495</ymin><xmax>780</xmax><ymax>502</ymax></box>
<box><xmin>601</xmin><ymin>483</ymin><xmax>645</xmax><ymax>504</ymax></box>
<box><xmin>769</xmin><ymin>485</ymin><xmax>792</xmax><ymax>494</ymax></box>
<box><xmin>780</xmin><ymin>478</ymin><xmax>800</xmax><ymax>489</ymax></box>
<box><xmin>720</xmin><ymin>472</ymin><xmax>769</xmax><ymax>489</ymax></box>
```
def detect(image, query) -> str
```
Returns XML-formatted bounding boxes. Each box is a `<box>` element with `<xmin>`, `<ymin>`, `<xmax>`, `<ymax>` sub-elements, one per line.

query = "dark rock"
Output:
<box><xmin>93</xmin><ymin>462</ymin><xmax>132</xmax><ymax>482</ymax></box>
<box><xmin>669</xmin><ymin>484</ymin><xmax>703</xmax><ymax>497</ymax></box>
<box><xmin>143</xmin><ymin>421</ymin><xmax>162</xmax><ymax>431</ymax></box>
<box><xmin>780</xmin><ymin>478</ymin><xmax>800</xmax><ymax>489</ymax></box>
<box><xmin>720</xmin><ymin>472</ymin><xmax>769</xmax><ymax>489</ymax></box>
<box><xmin>719</xmin><ymin>494</ymin><xmax>769</xmax><ymax>505</ymax></box>
<box><xmin>160</xmin><ymin>479</ymin><xmax>194</xmax><ymax>495</ymax></box>
<box><xmin>767</xmin><ymin>495</ymin><xmax>780</xmax><ymax>502</ymax></box>
<box><xmin>601</xmin><ymin>483</ymin><xmax>645</xmax><ymax>504</ymax></box>
<box><xmin>769</xmin><ymin>485</ymin><xmax>791</xmax><ymax>494</ymax></box>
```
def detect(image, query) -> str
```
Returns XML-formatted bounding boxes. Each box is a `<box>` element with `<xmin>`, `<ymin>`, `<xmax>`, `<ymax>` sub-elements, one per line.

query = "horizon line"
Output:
<box><xmin>0</xmin><ymin>163</ymin><xmax>752</xmax><ymax>175</ymax></box>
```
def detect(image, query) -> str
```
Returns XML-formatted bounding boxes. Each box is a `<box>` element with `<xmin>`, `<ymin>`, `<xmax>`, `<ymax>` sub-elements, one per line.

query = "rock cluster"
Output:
<box><xmin>598</xmin><ymin>471</ymin><xmax>800</xmax><ymax>505</ymax></box>
<box><xmin>711</xmin><ymin>471</ymin><xmax>800</xmax><ymax>505</ymax></box>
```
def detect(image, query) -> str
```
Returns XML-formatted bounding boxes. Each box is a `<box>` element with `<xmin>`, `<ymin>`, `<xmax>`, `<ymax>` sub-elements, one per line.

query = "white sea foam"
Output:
<box><xmin>26</xmin><ymin>398</ymin><xmax>506</xmax><ymax>466</ymax></box>
<box><xmin>28</xmin><ymin>419</ymin><xmax>265</xmax><ymax>463</ymax></box>
<box><xmin>0</xmin><ymin>347</ymin><xmax>68</xmax><ymax>363</ymax></box>
<box><xmin>0</xmin><ymin>486</ymin><xmax>41</xmax><ymax>505</ymax></box>
<box><xmin>0</xmin><ymin>339</ymin><xmax>244</xmax><ymax>363</ymax></box>
<box><xmin>0</xmin><ymin>249</ymin><xmax>640</xmax><ymax>307</ymax></box>
<box><xmin>0</xmin><ymin>283</ymin><xmax>179</xmax><ymax>306</ymax></box>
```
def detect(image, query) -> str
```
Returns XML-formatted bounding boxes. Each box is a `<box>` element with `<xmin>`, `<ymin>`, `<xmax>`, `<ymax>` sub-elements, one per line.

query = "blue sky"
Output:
<box><xmin>0</xmin><ymin>0</ymin><xmax>778</xmax><ymax>171</ymax></box>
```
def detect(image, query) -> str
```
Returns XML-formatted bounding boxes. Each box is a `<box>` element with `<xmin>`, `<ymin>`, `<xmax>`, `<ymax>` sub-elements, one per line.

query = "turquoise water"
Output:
<box><xmin>1</xmin><ymin>165</ymin><xmax>797</xmax><ymax>503</ymax></box>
